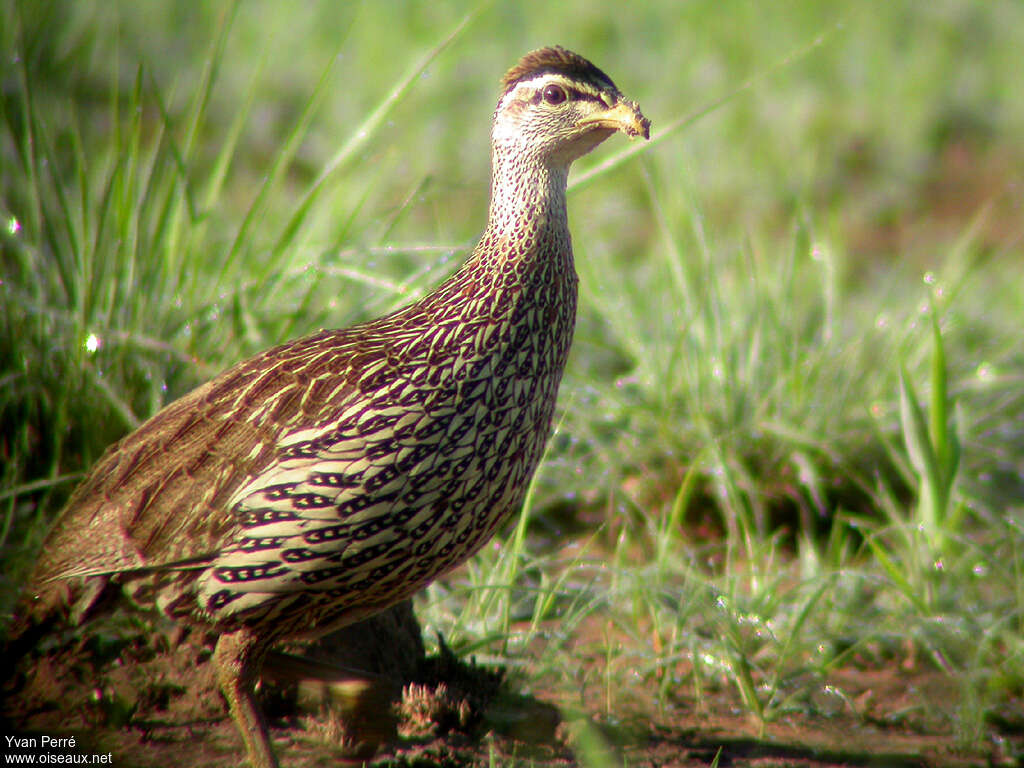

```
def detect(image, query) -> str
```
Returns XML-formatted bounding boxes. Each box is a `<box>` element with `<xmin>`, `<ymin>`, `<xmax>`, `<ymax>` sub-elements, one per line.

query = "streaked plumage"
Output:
<box><xmin>9</xmin><ymin>46</ymin><xmax>649</xmax><ymax>768</ymax></box>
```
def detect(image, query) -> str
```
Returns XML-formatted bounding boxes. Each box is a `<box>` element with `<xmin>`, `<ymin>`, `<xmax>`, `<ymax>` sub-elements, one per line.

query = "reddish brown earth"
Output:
<box><xmin>4</xmin><ymin>604</ymin><xmax>1021</xmax><ymax>768</ymax></box>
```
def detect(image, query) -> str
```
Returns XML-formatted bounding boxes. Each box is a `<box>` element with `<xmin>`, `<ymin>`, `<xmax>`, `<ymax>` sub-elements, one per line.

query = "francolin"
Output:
<box><xmin>9</xmin><ymin>46</ymin><xmax>649</xmax><ymax>768</ymax></box>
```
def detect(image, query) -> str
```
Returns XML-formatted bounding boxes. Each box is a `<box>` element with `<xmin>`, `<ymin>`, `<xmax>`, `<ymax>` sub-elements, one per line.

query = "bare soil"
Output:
<box><xmin>4</xmin><ymin>603</ymin><xmax>1021</xmax><ymax>768</ymax></box>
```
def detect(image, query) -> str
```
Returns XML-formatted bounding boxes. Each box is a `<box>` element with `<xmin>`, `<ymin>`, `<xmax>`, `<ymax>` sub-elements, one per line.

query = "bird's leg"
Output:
<box><xmin>213</xmin><ymin>628</ymin><xmax>278</xmax><ymax>768</ymax></box>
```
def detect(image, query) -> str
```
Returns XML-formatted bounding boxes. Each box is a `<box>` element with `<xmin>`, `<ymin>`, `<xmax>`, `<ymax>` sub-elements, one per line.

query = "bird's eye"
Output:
<box><xmin>542</xmin><ymin>84</ymin><xmax>568</xmax><ymax>105</ymax></box>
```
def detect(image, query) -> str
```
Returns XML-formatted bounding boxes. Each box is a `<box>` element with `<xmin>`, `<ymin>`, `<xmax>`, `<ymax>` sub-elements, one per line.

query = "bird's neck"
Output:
<box><xmin>476</xmin><ymin>151</ymin><xmax>573</xmax><ymax>276</ymax></box>
<box><xmin>487</xmin><ymin>151</ymin><xmax>569</xmax><ymax>230</ymax></box>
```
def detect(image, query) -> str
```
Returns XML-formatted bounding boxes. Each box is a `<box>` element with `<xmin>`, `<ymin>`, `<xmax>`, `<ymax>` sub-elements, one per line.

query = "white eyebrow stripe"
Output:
<box><xmin>504</xmin><ymin>73</ymin><xmax>613</xmax><ymax>107</ymax></box>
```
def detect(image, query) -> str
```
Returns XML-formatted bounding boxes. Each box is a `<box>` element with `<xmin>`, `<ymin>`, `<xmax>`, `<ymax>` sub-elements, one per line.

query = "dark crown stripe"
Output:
<box><xmin>501</xmin><ymin>45</ymin><xmax>617</xmax><ymax>94</ymax></box>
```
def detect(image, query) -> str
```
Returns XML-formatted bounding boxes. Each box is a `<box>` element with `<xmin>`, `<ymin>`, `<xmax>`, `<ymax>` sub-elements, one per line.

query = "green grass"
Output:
<box><xmin>3</xmin><ymin>0</ymin><xmax>1024</xmax><ymax>762</ymax></box>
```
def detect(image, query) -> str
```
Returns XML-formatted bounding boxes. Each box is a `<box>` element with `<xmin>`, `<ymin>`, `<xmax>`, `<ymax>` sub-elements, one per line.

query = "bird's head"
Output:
<box><xmin>492</xmin><ymin>46</ymin><xmax>650</xmax><ymax>167</ymax></box>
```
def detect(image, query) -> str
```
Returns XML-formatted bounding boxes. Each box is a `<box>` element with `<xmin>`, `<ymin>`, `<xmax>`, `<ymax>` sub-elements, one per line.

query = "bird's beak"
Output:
<box><xmin>580</xmin><ymin>99</ymin><xmax>651</xmax><ymax>140</ymax></box>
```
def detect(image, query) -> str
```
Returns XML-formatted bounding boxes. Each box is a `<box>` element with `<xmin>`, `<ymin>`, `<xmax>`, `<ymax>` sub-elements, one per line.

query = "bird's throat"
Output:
<box><xmin>485</xmin><ymin>153</ymin><xmax>570</xmax><ymax>249</ymax></box>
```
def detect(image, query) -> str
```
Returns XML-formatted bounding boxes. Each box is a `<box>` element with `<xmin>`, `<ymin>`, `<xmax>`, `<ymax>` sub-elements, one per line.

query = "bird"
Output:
<box><xmin>7</xmin><ymin>46</ymin><xmax>649</xmax><ymax>768</ymax></box>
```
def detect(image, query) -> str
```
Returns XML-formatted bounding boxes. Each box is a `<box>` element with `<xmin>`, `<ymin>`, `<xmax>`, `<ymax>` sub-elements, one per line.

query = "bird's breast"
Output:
<box><xmin>184</xmin><ymin>275</ymin><xmax>577</xmax><ymax>634</ymax></box>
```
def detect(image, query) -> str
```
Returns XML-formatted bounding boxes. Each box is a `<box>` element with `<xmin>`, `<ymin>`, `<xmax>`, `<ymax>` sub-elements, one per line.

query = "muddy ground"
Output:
<box><xmin>4</xmin><ymin>604</ymin><xmax>1021</xmax><ymax>768</ymax></box>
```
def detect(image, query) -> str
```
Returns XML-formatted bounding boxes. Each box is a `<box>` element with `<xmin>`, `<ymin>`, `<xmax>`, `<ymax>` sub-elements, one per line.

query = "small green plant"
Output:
<box><xmin>864</xmin><ymin>294</ymin><xmax>965</xmax><ymax>617</ymax></box>
<box><xmin>899</xmin><ymin>305</ymin><xmax>964</xmax><ymax>557</ymax></box>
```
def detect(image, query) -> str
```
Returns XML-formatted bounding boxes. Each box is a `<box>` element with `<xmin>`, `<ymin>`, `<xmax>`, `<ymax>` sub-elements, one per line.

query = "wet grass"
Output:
<box><xmin>2</xmin><ymin>0</ymin><xmax>1023</xmax><ymax>763</ymax></box>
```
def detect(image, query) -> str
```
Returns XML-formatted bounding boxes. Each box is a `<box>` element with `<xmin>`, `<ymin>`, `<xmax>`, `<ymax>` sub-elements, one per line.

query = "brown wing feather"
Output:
<box><xmin>27</xmin><ymin>327</ymin><xmax>377</xmax><ymax>590</ymax></box>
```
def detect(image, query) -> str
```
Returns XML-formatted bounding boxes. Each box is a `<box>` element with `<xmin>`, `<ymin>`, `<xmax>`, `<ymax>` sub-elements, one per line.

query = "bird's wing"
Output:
<box><xmin>32</xmin><ymin>326</ymin><xmax>392</xmax><ymax>584</ymax></box>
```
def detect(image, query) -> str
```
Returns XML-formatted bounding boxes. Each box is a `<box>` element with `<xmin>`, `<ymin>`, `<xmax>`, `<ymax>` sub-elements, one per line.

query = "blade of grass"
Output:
<box><xmin>271</xmin><ymin>3</ymin><xmax>488</xmax><ymax>258</ymax></box>
<box><xmin>569</xmin><ymin>20</ymin><xmax>844</xmax><ymax>191</ymax></box>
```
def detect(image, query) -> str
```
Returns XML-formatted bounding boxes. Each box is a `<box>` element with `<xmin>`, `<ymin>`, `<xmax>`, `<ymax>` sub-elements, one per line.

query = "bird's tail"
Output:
<box><xmin>2</xmin><ymin>569</ymin><xmax>115</xmax><ymax>694</ymax></box>
<box><xmin>3</xmin><ymin>574</ymin><xmax>69</xmax><ymax>684</ymax></box>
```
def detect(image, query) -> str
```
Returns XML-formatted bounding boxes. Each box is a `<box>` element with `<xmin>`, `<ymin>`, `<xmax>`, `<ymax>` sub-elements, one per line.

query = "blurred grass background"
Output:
<box><xmin>2</xmin><ymin>0</ymin><xmax>1023</xmax><ymax>754</ymax></box>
